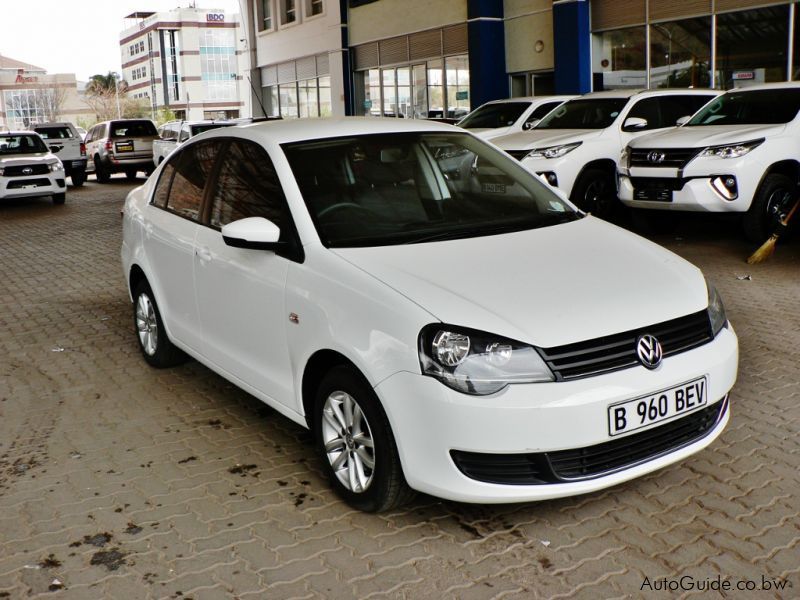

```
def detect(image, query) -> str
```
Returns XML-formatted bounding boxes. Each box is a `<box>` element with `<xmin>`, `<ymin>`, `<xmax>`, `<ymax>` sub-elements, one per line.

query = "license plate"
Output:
<box><xmin>608</xmin><ymin>376</ymin><xmax>707</xmax><ymax>437</ymax></box>
<box><xmin>72</xmin><ymin>160</ymin><xmax>84</xmax><ymax>166</ymax></box>
<box><xmin>115</xmin><ymin>141</ymin><xmax>134</xmax><ymax>152</ymax></box>
<box><xmin>634</xmin><ymin>187</ymin><xmax>672</xmax><ymax>201</ymax></box>
<box><xmin>482</xmin><ymin>183</ymin><xmax>506</xmax><ymax>193</ymax></box>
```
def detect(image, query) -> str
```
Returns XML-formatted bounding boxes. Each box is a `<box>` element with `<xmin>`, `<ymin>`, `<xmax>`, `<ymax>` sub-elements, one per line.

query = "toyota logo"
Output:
<box><xmin>22</xmin><ymin>167</ymin><xmax>33</xmax><ymax>175</ymax></box>
<box><xmin>647</xmin><ymin>151</ymin><xmax>666</xmax><ymax>164</ymax></box>
<box><xmin>636</xmin><ymin>334</ymin><xmax>663</xmax><ymax>369</ymax></box>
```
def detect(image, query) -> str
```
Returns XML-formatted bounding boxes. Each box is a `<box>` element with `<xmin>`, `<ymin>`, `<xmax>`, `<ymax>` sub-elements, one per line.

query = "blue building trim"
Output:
<box><xmin>553</xmin><ymin>0</ymin><xmax>592</xmax><ymax>94</ymax></box>
<box><xmin>340</xmin><ymin>0</ymin><xmax>354</xmax><ymax>115</ymax></box>
<box><xmin>467</xmin><ymin>0</ymin><xmax>507</xmax><ymax>109</ymax></box>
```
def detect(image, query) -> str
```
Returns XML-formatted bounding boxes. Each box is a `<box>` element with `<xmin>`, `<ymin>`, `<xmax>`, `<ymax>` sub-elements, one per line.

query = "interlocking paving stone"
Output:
<box><xmin>1</xmin><ymin>182</ymin><xmax>798</xmax><ymax>598</ymax></box>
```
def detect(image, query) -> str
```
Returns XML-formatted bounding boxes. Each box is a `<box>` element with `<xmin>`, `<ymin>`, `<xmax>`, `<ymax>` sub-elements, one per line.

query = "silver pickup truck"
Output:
<box><xmin>152</xmin><ymin>120</ymin><xmax>238</xmax><ymax>165</ymax></box>
<box><xmin>32</xmin><ymin>122</ymin><xmax>87</xmax><ymax>186</ymax></box>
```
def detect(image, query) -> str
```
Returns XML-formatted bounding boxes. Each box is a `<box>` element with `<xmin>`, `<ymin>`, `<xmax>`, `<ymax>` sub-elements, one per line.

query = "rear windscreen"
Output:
<box><xmin>34</xmin><ymin>127</ymin><xmax>74</xmax><ymax>139</ymax></box>
<box><xmin>111</xmin><ymin>121</ymin><xmax>158</xmax><ymax>138</ymax></box>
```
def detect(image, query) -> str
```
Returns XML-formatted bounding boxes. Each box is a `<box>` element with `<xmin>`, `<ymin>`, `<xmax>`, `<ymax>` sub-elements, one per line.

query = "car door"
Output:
<box><xmin>143</xmin><ymin>141</ymin><xmax>220</xmax><ymax>350</ymax></box>
<box><xmin>193</xmin><ymin>138</ymin><xmax>296</xmax><ymax>408</ymax></box>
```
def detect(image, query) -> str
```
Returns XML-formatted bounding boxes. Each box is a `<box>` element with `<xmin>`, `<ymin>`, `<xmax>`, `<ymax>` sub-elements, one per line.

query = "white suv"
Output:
<box><xmin>492</xmin><ymin>89</ymin><xmax>719</xmax><ymax>218</ymax></box>
<box><xmin>0</xmin><ymin>132</ymin><xmax>66</xmax><ymax>204</ymax></box>
<box><xmin>122</xmin><ymin>118</ymin><xmax>737</xmax><ymax>511</ymax></box>
<box><xmin>457</xmin><ymin>96</ymin><xmax>574</xmax><ymax>141</ymax></box>
<box><xmin>619</xmin><ymin>83</ymin><xmax>800</xmax><ymax>241</ymax></box>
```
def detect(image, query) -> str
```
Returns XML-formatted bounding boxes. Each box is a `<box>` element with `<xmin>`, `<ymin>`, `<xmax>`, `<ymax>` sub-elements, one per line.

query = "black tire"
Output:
<box><xmin>52</xmin><ymin>193</ymin><xmax>66</xmax><ymax>205</ymax></box>
<box><xmin>71</xmin><ymin>171</ymin><xmax>86</xmax><ymax>187</ymax></box>
<box><xmin>743</xmin><ymin>173</ymin><xmax>796</xmax><ymax>243</ymax></box>
<box><xmin>125</xmin><ymin>169</ymin><xmax>138</xmax><ymax>181</ymax></box>
<box><xmin>95</xmin><ymin>156</ymin><xmax>110</xmax><ymax>183</ymax></box>
<box><xmin>132</xmin><ymin>280</ymin><xmax>187</xmax><ymax>368</ymax></box>
<box><xmin>314</xmin><ymin>366</ymin><xmax>414</xmax><ymax>512</ymax></box>
<box><xmin>570</xmin><ymin>168</ymin><xmax>618</xmax><ymax>220</ymax></box>
<box><xmin>630</xmin><ymin>209</ymin><xmax>680</xmax><ymax>235</ymax></box>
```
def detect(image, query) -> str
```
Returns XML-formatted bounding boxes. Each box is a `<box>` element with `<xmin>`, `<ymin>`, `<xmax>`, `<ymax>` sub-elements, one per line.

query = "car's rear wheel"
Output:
<box><xmin>132</xmin><ymin>280</ymin><xmax>186</xmax><ymax>368</ymax></box>
<box><xmin>52</xmin><ymin>193</ymin><xmax>66</xmax><ymax>205</ymax></box>
<box><xmin>126</xmin><ymin>169</ymin><xmax>138</xmax><ymax>181</ymax></box>
<box><xmin>743</xmin><ymin>173</ymin><xmax>796</xmax><ymax>243</ymax></box>
<box><xmin>71</xmin><ymin>171</ymin><xmax>86</xmax><ymax>187</ymax></box>
<box><xmin>314</xmin><ymin>366</ymin><xmax>414</xmax><ymax>512</ymax></box>
<box><xmin>570</xmin><ymin>168</ymin><xmax>618</xmax><ymax>220</ymax></box>
<box><xmin>95</xmin><ymin>156</ymin><xmax>110</xmax><ymax>183</ymax></box>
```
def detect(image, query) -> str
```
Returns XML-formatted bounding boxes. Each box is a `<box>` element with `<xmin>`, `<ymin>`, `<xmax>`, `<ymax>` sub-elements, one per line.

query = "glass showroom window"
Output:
<box><xmin>650</xmin><ymin>17</ymin><xmax>711</xmax><ymax>89</ymax></box>
<box><xmin>279</xmin><ymin>82</ymin><xmax>298</xmax><ymax>117</ymax></box>
<box><xmin>263</xmin><ymin>85</ymin><xmax>280</xmax><ymax>116</ymax></box>
<box><xmin>363</xmin><ymin>69</ymin><xmax>381</xmax><ymax>116</ymax></box>
<box><xmin>592</xmin><ymin>26</ymin><xmax>646</xmax><ymax>89</ymax></box>
<box><xmin>412</xmin><ymin>64</ymin><xmax>427</xmax><ymax>119</ymax></box>
<box><xmin>4</xmin><ymin>90</ymin><xmax>47</xmax><ymax>129</ymax></box>
<box><xmin>298</xmin><ymin>78</ymin><xmax>319</xmax><ymax>118</ymax></box>
<box><xmin>427</xmin><ymin>59</ymin><xmax>445</xmax><ymax>118</ymax></box>
<box><xmin>446</xmin><ymin>55</ymin><xmax>469</xmax><ymax>119</ymax></box>
<box><xmin>319</xmin><ymin>76</ymin><xmax>332</xmax><ymax>116</ymax></box>
<box><xmin>716</xmin><ymin>5</ymin><xmax>788</xmax><ymax>89</ymax></box>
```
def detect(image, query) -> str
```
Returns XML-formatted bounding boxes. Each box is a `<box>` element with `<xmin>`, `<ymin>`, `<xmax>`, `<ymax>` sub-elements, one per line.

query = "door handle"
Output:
<box><xmin>196</xmin><ymin>247</ymin><xmax>212</xmax><ymax>263</ymax></box>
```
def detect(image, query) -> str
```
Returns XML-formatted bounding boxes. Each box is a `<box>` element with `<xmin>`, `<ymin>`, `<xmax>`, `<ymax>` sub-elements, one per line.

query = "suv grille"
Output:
<box><xmin>630</xmin><ymin>148</ymin><xmax>701</xmax><ymax>169</ymax></box>
<box><xmin>450</xmin><ymin>396</ymin><xmax>727</xmax><ymax>485</ymax></box>
<box><xmin>505</xmin><ymin>150</ymin><xmax>530</xmax><ymax>161</ymax></box>
<box><xmin>539</xmin><ymin>310</ymin><xmax>714</xmax><ymax>381</ymax></box>
<box><xmin>3</xmin><ymin>164</ymin><xmax>50</xmax><ymax>177</ymax></box>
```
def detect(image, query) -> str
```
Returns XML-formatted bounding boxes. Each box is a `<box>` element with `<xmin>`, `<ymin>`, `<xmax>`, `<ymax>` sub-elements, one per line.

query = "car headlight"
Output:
<box><xmin>699</xmin><ymin>139</ymin><xmax>764</xmax><ymax>159</ymax></box>
<box><xmin>418</xmin><ymin>325</ymin><xmax>554</xmax><ymax>395</ymax></box>
<box><xmin>48</xmin><ymin>161</ymin><xmax>63</xmax><ymax>172</ymax></box>
<box><xmin>527</xmin><ymin>142</ymin><xmax>582</xmax><ymax>160</ymax></box>
<box><xmin>706</xmin><ymin>281</ymin><xmax>727</xmax><ymax>337</ymax></box>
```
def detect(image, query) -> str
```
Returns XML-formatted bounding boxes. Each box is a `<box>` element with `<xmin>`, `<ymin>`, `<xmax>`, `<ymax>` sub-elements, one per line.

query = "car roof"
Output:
<box><xmin>33</xmin><ymin>122</ymin><xmax>74</xmax><ymax>128</ymax></box>
<box><xmin>723</xmin><ymin>81</ymin><xmax>800</xmax><ymax>92</ymax></box>
<box><xmin>2</xmin><ymin>131</ymin><xmax>40</xmax><ymax>136</ymax></box>
<box><xmin>580</xmin><ymin>88</ymin><xmax>718</xmax><ymax>100</ymax></box>
<box><xmin>482</xmin><ymin>95</ymin><xmax>575</xmax><ymax>105</ymax></box>
<box><xmin>235</xmin><ymin>116</ymin><xmax>464</xmax><ymax>145</ymax></box>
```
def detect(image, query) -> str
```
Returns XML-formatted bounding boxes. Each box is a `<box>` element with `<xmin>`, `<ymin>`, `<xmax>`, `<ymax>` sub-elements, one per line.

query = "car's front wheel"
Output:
<box><xmin>570</xmin><ymin>168</ymin><xmax>618</xmax><ymax>220</ymax></box>
<box><xmin>52</xmin><ymin>193</ymin><xmax>66</xmax><ymax>205</ymax></box>
<box><xmin>71</xmin><ymin>171</ymin><xmax>86</xmax><ymax>187</ymax></box>
<box><xmin>743</xmin><ymin>173</ymin><xmax>796</xmax><ymax>243</ymax></box>
<box><xmin>314</xmin><ymin>366</ymin><xmax>414</xmax><ymax>512</ymax></box>
<box><xmin>95</xmin><ymin>156</ymin><xmax>110</xmax><ymax>183</ymax></box>
<box><xmin>126</xmin><ymin>169</ymin><xmax>138</xmax><ymax>181</ymax></box>
<box><xmin>132</xmin><ymin>280</ymin><xmax>186</xmax><ymax>368</ymax></box>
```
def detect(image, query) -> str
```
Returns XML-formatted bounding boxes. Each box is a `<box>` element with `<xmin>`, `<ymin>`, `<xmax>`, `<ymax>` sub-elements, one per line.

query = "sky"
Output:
<box><xmin>0</xmin><ymin>0</ymin><xmax>242</xmax><ymax>82</ymax></box>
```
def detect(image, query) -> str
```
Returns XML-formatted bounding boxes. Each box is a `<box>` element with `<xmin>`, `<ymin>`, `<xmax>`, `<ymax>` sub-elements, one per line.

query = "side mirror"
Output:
<box><xmin>523</xmin><ymin>119</ymin><xmax>539</xmax><ymax>130</ymax></box>
<box><xmin>221</xmin><ymin>217</ymin><xmax>282</xmax><ymax>251</ymax></box>
<box><xmin>676</xmin><ymin>115</ymin><xmax>691</xmax><ymax>126</ymax></box>
<box><xmin>622</xmin><ymin>117</ymin><xmax>648</xmax><ymax>131</ymax></box>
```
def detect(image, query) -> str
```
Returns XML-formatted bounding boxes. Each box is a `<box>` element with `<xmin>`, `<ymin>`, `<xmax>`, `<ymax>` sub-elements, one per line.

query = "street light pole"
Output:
<box><xmin>115</xmin><ymin>74</ymin><xmax>122</xmax><ymax>119</ymax></box>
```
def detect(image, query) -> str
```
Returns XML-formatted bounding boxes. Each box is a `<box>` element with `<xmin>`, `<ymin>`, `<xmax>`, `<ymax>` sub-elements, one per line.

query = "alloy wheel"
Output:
<box><xmin>321</xmin><ymin>391</ymin><xmax>375</xmax><ymax>493</ymax></box>
<box><xmin>766</xmin><ymin>188</ymin><xmax>794</xmax><ymax>230</ymax></box>
<box><xmin>135</xmin><ymin>293</ymin><xmax>158</xmax><ymax>356</ymax></box>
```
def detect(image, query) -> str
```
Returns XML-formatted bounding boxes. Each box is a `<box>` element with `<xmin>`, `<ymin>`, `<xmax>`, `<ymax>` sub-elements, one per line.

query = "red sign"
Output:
<box><xmin>15</xmin><ymin>69</ymin><xmax>38</xmax><ymax>84</ymax></box>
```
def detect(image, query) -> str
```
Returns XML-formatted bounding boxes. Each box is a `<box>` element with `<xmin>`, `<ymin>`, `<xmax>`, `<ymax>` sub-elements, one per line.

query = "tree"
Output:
<box><xmin>84</xmin><ymin>71</ymin><xmax>131</xmax><ymax>121</ymax></box>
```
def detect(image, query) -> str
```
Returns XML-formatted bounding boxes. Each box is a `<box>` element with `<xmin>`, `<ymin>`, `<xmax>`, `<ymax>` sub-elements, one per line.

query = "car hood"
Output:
<box><xmin>332</xmin><ymin>217</ymin><xmax>707</xmax><ymax>348</ymax></box>
<box><xmin>629</xmin><ymin>124</ymin><xmax>786</xmax><ymax>148</ymax></box>
<box><xmin>493</xmin><ymin>129</ymin><xmax>602</xmax><ymax>151</ymax></box>
<box><xmin>0</xmin><ymin>152</ymin><xmax>55</xmax><ymax>164</ymax></box>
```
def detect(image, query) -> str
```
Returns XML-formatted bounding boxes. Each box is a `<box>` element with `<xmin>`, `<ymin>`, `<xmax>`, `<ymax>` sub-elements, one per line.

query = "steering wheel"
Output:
<box><xmin>317</xmin><ymin>202</ymin><xmax>374</xmax><ymax>219</ymax></box>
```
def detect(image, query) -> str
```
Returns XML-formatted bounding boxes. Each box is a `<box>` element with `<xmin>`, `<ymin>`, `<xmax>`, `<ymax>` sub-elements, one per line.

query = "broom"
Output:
<box><xmin>747</xmin><ymin>198</ymin><xmax>800</xmax><ymax>264</ymax></box>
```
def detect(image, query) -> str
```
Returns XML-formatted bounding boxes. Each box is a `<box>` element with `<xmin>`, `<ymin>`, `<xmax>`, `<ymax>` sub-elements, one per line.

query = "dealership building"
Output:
<box><xmin>119</xmin><ymin>7</ymin><xmax>251</xmax><ymax>121</ymax></box>
<box><xmin>241</xmin><ymin>0</ymin><xmax>800</xmax><ymax>119</ymax></box>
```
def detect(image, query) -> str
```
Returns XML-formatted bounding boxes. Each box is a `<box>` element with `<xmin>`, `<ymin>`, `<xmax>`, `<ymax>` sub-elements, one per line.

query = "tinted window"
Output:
<box><xmin>0</xmin><ymin>135</ymin><xmax>48</xmax><ymax>154</ymax></box>
<box><xmin>191</xmin><ymin>123</ymin><xmax>235</xmax><ymax>136</ymax></box>
<box><xmin>34</xmin><ymin>126</ymin><xmax>73</xmax><ymax>139</ymax></box>
<box><xmin>625</xmin><ymin>98</ymin><xmax>662</xmax><ymax>130</ymax></box>
<box><xmin>160</xmin><ymin>142</ymin><xmax>219</xmax><ymax>220</ymax></box>
<box><xmin>658</xmin><ymin>95</ymin><xmax>715</xmax><ymax>126</ymax></box>
<box><xmin>528</xmin><ymin>101</ymin><xmax>563</xmax><ymax>122</ymax></box>
<box><xmin>687</xmin><ymin>89</ymin><xmax>800</xmax><ymax>126</ymax></box>
<box><xmin>209</xmin><ymin>140</ymin><xmax>290</xmax><ymax>232</ymax></box>
<box><xmin>152</xmin><ymin>161</ymin><xmax>176</xmax><ymax>209</ymax></box>
<box><xmin>458</xmin><ymin>102</ymin><xmax>530</xmax><ymax>129</ymax></box>
<box><xmin>111</xmin><ymin>121</ymin><xmax>158</xmax><ymax>138</ymax></box>
<box><xmin>537</xmin><ymin>98</ymin><xmax>629</xmax><ymax>129</ymax></box>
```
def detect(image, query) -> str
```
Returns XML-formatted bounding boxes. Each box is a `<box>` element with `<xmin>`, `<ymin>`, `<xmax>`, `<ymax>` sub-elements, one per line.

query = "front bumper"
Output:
<box><xmin>519</xmin><ymin>155</ymin><xmax>582</xmax><ymax>197</ymax></box>
<box><xmin>375</xmin><ymin>325</ymin><xmax>737</xmax><ymax>503</ymax></box>
<box><xmin>0</xmin><ymin>173</ymin><xmax>65</xmax><ymax>199</ymax></box>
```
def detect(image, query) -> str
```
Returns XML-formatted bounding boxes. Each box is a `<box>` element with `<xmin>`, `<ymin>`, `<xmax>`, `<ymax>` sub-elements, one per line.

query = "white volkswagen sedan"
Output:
<box><xmin>121</xmin><ymin>118</ymin><xmax>738</xmax><ymax>512</ymax></box>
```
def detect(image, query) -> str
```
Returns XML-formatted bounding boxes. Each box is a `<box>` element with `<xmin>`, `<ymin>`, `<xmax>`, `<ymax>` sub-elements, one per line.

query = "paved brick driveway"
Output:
<box><xmin>0</xmin><ymin>179</ymin><xmax>797</xmax><ymax>599</ymax></box>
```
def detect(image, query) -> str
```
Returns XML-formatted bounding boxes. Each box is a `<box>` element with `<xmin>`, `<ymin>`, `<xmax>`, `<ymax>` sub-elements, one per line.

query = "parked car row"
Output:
<box><xmin>466</xmin><ymin>82</ymin><xmax>800</xmax><ymax>242</ymax></box>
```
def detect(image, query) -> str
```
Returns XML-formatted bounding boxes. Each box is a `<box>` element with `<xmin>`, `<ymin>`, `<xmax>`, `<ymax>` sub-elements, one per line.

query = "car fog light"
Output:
<box><xmin>537</xmin><ymin>171</ymin><xmax>558</xmax><ymax>186</ymax></box>
<box><xmin>432</xmin><ymin>331</ymin><xmax>470</xmax><ymax>366</ymax></box>
<box><xmin>711</xmin><ymin>176</ymin><xmax>738</xmax><ymax>200</ymax></box>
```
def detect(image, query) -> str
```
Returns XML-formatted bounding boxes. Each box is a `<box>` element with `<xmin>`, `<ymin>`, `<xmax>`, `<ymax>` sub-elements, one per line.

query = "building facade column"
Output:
<box><xmin>467</xmin><ymin>0</ymin><xmax>507</xmax><ymax>109</ymax></box>
<box><xmin>553</xmin><ymin>0</ymin><xmax>592</xmax><ymax>94</ymax></box>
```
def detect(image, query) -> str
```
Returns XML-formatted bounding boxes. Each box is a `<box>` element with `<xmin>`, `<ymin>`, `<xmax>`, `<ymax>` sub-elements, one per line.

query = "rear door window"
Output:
<box><xmin>111</xmin><ymin>121</ymin><xmax>158</xmax><ymax>138</ymax></box>
<box><xmin>152</xmin><ymin>141</ymin><xmax>220</xmax><ymax>220</ymax></box>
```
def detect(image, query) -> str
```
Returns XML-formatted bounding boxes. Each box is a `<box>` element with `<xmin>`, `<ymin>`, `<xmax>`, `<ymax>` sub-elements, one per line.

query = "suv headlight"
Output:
<box><xmin>527</xmin><ymin>142</ymin><xmax>582</xmax><ymax>160</ymax></box>
<box><xmin>700</xmin><ymin>139</ymin><xmax>764</xmax><ymax>159</ymax></box>
<box><xmin>48</xmin><ymin>161</ymin><xmax>64</xmax><ymax>172</ymax></box>
<box><xmin>706</xmin><ymin>281</ymin><xmax>727</xmax><ymax>336</ymax></box>
<box><xmin>418</xmin><ymin>325</ymin><xmax>554</xmax><ymax>395</ymax></box>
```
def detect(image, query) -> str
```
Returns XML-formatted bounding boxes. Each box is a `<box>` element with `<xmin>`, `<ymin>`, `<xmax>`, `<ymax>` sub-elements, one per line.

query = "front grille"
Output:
<box><xmin>539</xmin><ymin>310</ymin><xmax>714</xmax><ymax>381</ymax></box>
<box><xmin>3</xmin><ymin>164</ymin><xmax>50</xmax><ymax>177</ymax></box>
<box><xmin>506</xmin><ymin>149</ymin><xmax>530</xmax><ymax>161</ymax></box>
<box><xmin>451</xmin><ymin>397</ymin><xmax>727</xmax><ymax>485</ymax></box>
<box><xmin>7</xmin><ymin>178</ymin><xmax>51</xmax><ymax>189</ymax></box>
<box><xmin>630</xmin><ymin>148</ymin><xmax>701</xmax><ymax>169</ymax></box>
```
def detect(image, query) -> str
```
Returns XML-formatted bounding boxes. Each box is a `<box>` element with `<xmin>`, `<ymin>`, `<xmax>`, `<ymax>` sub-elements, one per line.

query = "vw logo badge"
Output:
<box><xmin>647</xmin><ymin>151</ymin><xmax>666</xmax><ymax>164</ymax></box>
<box><xmin>22</xmin><ymin>167</ymin><xmax>33</xmax><ymax>175</ymax></box>
<box><xmin>636</xmin><ymin>334</ymin><xmax>663</xmax><ymax>369</ymax></box>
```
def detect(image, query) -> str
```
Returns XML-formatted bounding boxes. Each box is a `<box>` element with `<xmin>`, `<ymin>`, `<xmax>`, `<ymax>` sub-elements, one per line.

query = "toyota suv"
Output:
<box><xmin>33</xmin><ymin>122</ymin><xmax>87</xmax><ymax>186</ymax></box>
<box><xmin>619</xmin><ymin>83</ymin><xmax>800</xmax><ymax>241</ymax></box>
<box><xmin>492</xmin><ymin>89</ymin><xmax>719</xmax><ymax>218</ymax></box>
<box><xmin>85</xmin><ymin>119</ymin><xmax>158</xmax><ymax>182</ymax></box>
<box><xmin>0</xmin><ymin>131</ymin><xmax>66</xmax><ymax>204</ymax></box>
<box><xmin>457</xmin><ymin>96</ymin><xmax>574</xmax><ymax>141</ymax></box>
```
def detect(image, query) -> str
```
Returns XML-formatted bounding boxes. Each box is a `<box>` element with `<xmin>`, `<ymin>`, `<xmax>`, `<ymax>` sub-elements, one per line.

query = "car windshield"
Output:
<box><xmin>111</xmin><ymin>121</ymin><xmax>158</xmax><ymax>137</ymax></box>
<box><xmin>536</xmin><ymin>98</ymin><xmax>629</xmax><ymax>129</ymax></box>
<box><xmin>282</xmin><ymin>132</ymin><xmax>580</xmax><ymax>248</ymax></box>
<box><xmin>34</xmin><ymin>127</ymin><xmax>73</xmax><ymax>139</ymax></box>
<box><xmin>458</xmin><ymin>102</ymin><xmax>530</xmax><ymax>129</ymax></box>
<box><xmin>686</xmin><ymin>89</ymin><xmax>800</xmax><ymax>126</ymax></box>
<box><xmin>0</xmin><ymin>134</ymin><xmax>48</xmax><ymax>154</ymax></box>
<box><xmin>191</xmin><ymin>123</ymin><xmax>235</xmax><ymax>136</ymax></box>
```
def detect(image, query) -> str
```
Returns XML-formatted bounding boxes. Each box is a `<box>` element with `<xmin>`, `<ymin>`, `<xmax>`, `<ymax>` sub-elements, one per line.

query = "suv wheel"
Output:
<box><xmin>52</xmin><ymin>193</ymin><xmax>66</xmax><ymax>205</ymax></box>
<box><xmin>71</xmin><ymin>171</ymin><xmax>86</xmax><ymax>187</ymax></box>
<box><xmin>571</xmin><ymin>168</ymin><xmax>617</xmax><ymax>220</ymax></box>
<box><xmin>132</xmin><ymin>280</ymin><xmax>187</xmax><ymax>368</ymax></box>
<box><xmin>126</xmin><ymin>169</ymin><xmax>138</xmax><ymax>181</ymax></box>
<box><xmin>314</xmin><ymin>366</ymin><xmax>414</xmax><ymax>512</ymax></box>
<box><xmin>743</xmin><ymin>173</ymin><xmax>795</xmax><ymax>243</ymax></box>
<box><xmin>95</xmin><ymin>156</ymin><xmax>110</xmax><ymax>183</ymax></box>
